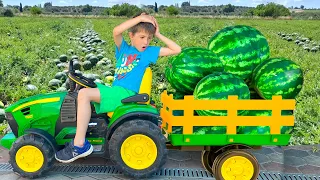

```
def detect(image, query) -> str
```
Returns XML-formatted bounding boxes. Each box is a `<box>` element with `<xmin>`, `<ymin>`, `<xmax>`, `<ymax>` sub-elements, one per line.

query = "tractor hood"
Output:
<box><xmin>5</xmin><ymin>91</ymin><xmax>67</xmax><ymax>113</ymax></box>
<box><xmin>4</xmin><ymin>91</ymin><xmax>68</xmax><ymax>138</ymax></box>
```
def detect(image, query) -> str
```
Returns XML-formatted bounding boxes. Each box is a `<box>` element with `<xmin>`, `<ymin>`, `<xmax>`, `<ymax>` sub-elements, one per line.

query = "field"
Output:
<box><xmin>0</xmin><ymin>16</ymin><xmax>319</xmax><ymax>145</ymax></box>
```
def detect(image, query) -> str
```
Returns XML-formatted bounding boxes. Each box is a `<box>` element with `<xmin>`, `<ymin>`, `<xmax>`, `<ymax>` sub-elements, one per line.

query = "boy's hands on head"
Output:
<box><xmin>138</xmin><ymin>14</ymin><xmax>156</xmax><ymax>27</ymax></box>
<box><xmin>152</xmin><ymin>17</ymin><xmax>160</xmax><ymax>37</ymax></box>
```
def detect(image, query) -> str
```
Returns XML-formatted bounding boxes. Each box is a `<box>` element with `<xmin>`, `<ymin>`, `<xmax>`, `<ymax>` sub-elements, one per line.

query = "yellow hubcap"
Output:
<box><xmin>221</xmin><ymin>156</ymin><xmax>254</xmax><ymax>180</ymax></box>
<box><xmin>121</xmin><ymin>134</ymin><xmax>157</xmax><ymax>170</ymax></box>
<box><xmin>15</xmin><ymin>145</ymin><xmax>44</xmax><ymax>172</ymax></box>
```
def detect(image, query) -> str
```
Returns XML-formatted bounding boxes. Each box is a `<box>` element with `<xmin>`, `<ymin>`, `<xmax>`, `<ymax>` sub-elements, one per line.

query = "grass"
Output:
<box><xmin>0</xmin><ymin>16</ymin><xmax>319</xmax><ymax>145</ymax></box>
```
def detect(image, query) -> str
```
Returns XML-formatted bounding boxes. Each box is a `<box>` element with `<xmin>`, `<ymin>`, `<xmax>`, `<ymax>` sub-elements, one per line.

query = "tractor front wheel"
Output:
<box><xmin>9</xmin><ymin>134</ymin><xmax>55</xmax><ymax>179</ymax></box>
<box><xmin>109</xmin><ymin>120</ymin><xmax>168</xmax><ymax>179</ymax></box>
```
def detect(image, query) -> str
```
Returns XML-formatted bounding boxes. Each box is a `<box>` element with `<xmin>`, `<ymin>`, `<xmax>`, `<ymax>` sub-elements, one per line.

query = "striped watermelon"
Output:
<box><xmin>252</xmin><ymin>58</ymin><xmax>303</xmax><ymax>100</ymax></box>
<box><xmin>208</xmin><ymin>25</ymin><xmax>270</xmax><ymax>82</ymax></box>
<box><xmin>171</xmin><ymin>126</ymin><xmax>227</xmax><ymax>134</ymax></box>
<box><xmin>237</xmin><ymin>110</ymin><xmax>294</xmax><ymax>134</ymax></box>
<box><xmin>165</xmin><ymin>47</ymin><xmax>224</xmax><ymax>94</ymax></box>
<box><xmin>172</xmin><ymin>91</ymin><xmax>185</xmax><ymax>116</ymax></box>
<box><xmin>194</xmin><ymin>72</ymin><xmax>250</xmax><ymax>116</ymax></box>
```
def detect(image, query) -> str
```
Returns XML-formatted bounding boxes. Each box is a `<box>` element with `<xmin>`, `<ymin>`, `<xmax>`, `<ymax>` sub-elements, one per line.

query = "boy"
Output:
<box><xmin>55</xmin><ymin>13</ymin><xmax>181</xmax><ymax>163</ymax></box>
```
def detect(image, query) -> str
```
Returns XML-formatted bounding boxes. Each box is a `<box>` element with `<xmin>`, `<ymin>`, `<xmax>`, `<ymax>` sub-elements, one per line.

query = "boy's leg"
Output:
<box><xmin>74</xmin><ymin>88</ymin><xmax>100</xmax><ymax>147</ymax></box>
<box><xmin>55</xmin><ymin>88</ymin><xmax>100</xmax><ymax>163</ymax></box>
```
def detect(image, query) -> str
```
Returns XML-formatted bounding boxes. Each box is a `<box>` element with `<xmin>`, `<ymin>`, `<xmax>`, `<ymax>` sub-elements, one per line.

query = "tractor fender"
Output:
<box><xmin>106</xmin><ymin>112</ymin><xmax>160</xmax><ymax>140</ymax></box>
<box><xmin>25</xmin><ymin>128</ymin><xmax>59</xmax><ymax>152</ymax></box>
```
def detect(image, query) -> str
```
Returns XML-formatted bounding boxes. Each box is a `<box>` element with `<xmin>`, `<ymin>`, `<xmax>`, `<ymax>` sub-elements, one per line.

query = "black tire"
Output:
<box><xmin>201</xmin><ymin>150</ymin><xmax>218</xmax><ymax>175</ymax></box>
<box><xmin>213</xmin><ymin>149</ymin><xmax>260</xmax><ymax>180</ymax></box>
<box><xmin>9</xmin><ymin>134</ymin><xmax>55</xmax><ymax>179</ymax></box>
<box><xmin>109</xmin><ymin>120</ymin><xmax>168</xmax><ymax>179</ymax></box>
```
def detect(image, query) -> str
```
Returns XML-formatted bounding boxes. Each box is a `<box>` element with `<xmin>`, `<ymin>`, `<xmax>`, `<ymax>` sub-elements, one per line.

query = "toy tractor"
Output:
<box><xmin>0</xmin><ymin>60</ymin><xmax>168</xmax><ymax>179</ymax></box>
<box><xmin>1</xmin><ymin>60</ymin><xmax>296</xmax><ymax>180</ymax></box>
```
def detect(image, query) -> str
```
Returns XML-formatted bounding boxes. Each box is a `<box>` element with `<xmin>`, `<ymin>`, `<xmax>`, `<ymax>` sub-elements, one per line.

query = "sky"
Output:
<box><xmin>3</xmin><ymin>0</ymin><xmax>320</xmax><ymax>9</ymax></box>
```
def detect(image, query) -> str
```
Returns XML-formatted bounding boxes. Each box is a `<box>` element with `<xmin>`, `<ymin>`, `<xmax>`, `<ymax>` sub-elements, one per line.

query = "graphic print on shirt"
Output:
<box><xmin>115</xmin><ymin>53</ymin><xmax>140</xmax><ymax>80</ymax></box>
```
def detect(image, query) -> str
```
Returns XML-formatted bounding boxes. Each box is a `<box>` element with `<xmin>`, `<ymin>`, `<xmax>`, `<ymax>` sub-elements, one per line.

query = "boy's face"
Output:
<box><xmin>129</xmin><ymin>30</ymin><xmax>153</xmax><ymax>52</ymax></box>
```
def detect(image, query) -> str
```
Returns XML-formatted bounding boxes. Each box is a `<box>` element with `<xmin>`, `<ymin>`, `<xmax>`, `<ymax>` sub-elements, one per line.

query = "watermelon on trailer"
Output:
<box><xmin>171</xmin><ymin>91</ymin><xmax>185</xmax><ymax>116</ymax></box>
<box><xmin>237</xmin><ymin>110</ymin><xmax>294</xmax><ymax>134</ymax></box>
<box><xmin>171</xmin><ymin>126</ymin><xmax>226</xmax><ymax>135</ymax></box>
<box><xmin>165</xmin><ymin>47</ymin><xmax>224</xmax><ymax>94</ymax></box>
<box><xmin>194</xmin><ymin>71</ymin><xmax>250</xmax><ymax>116</ymax></box>
<box><xmin>208</xmin><ymin>25</ymin><xmax>270</xmax><ymax>82</ymax></box>
<box><xmin>252</xmin><ymin>58</ymin><xmax>303</xmax><ymax>100</ymax></box>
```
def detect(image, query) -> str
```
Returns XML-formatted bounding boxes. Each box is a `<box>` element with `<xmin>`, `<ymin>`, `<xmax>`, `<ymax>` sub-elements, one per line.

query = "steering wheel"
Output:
<box><xmin>68</xmin><ymin>60</ymin><xmax>97</xmax><ymax>91</ymax></box>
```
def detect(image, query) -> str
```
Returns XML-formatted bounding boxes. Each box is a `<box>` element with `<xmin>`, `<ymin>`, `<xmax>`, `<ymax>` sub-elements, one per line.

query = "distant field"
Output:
<box><xmin>0</xmin><ymin>17</ymin><xmax>319</xmax><ymax>145</ymax></box>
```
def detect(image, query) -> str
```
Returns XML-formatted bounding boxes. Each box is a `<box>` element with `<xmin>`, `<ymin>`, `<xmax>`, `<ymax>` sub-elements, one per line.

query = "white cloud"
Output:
<box><xmin>93</xmin><ymin>0</ymin><xmax>98</xmax><ymax>3</ymax></box>
<box><xmin>59</xmin><ymin>0</ymin><xmax>67</xmax><ymax>4</ymax></box>
<box><xmin>294</xmin><ymin>0</ymin><xmax>303</xmax><ymax>1</ymax></box>
<box><xmin>234</xmin><ymin>0</ymin><xmax>240</xmax><ymax>3</ymax></box>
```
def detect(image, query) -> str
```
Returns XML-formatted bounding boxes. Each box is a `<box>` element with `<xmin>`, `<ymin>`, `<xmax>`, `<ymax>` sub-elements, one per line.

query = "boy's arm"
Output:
<box><xmin>113</xmin><ymin>14</ymin><xmax>155</xmax><ymax>50</ymax></box>
<box><xmin>152</xmin><ymin>17</ymin><xmax>181</xmax><ymax>57</ymax></box>
<box><xmin>156</xmin><ymin>33</ymin><xmax>182</xmax><ymax>57</ymax></box>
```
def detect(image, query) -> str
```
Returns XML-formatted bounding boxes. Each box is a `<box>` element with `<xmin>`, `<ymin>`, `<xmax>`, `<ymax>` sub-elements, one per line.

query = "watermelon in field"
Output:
<box><xmin>252</xmin><ymin>58</ymin><xmax>303</xmax><ymax>100</ymax></box>
<box><xmin>237</xmin><ymin>110</ymin><xmax>294</xmax><ymax>134</ymax></box>
<box><xmin>165</xmin><ymin>47</ymin><xmax>224</xmax><ymax>94</ymax></box>
<box><xmin>208</xmin><ymin>25</ymin><xmax>270</xmax><ymax>82</ymax></box>
<box><xmin>194</xmin><ymin>72</ymin><xmax>250</xmax><ymax>116</ymax></box>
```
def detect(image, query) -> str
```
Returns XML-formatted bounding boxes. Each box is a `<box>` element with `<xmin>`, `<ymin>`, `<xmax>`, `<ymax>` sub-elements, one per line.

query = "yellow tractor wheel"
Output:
<box><xmin>213</xmin><ymin>149</ymin><xmax>259</xmax><ymax>180</ymax></box>
<box><xmin>9</xmin><ymin>134</ymin><xmax>55</xmax><ymax>179</ymax></box>
<box><xmin>109</xmin><ymin>120</ymin><xmax>168</xmax><ymax>178</ymax></box>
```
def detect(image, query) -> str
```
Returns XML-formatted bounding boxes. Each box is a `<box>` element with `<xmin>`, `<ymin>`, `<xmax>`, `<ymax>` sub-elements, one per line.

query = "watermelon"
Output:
<box><xmin>238</xmin><ymin>110</ymin><xmax>294</xmax><ymax>134</ymax></box>
<box><xmin>171</xmin><ymin>126</ymin><xmax>226</xmax><ymax>134</ymax></box>
<box><xmin>208</xmin><ymin>25</ymin><xmax>270</xmax><ymax>82</ymax></box>
<box><xmin>59</xmin><ymin>54</ymin><xmax>68</xmax><ymax>62</ymax></box>
<box><xmin>165</xmin><ymin>47</ymin><xmax>224</xmax><ymax>94</ymax></box>
<box><xmin>172</xmin><ymin>91</ymin><xmax>185</xmax><ymax>116</ymax></box>
<box><xmin>194</xmin><ymin>72</ymin><xmax>250</xmax><ymax>116</ymax></box>
<box><xmin>252</xmin><ymin>58</ymin><xmax>303</xmax><ymax>100</ymax></box>
<box><xmin>193</xmin><ymin>126</ymin><xmax>226</xmax><ymax>134</ymax></box>
<box><xmin>172</xmin><ymin>126</ymin><xmax>183</xmax><ymax>134</ymax></box>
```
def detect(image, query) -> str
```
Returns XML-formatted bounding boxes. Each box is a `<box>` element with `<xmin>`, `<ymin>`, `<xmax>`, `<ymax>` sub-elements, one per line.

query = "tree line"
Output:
<box><xmin>1</xmin><ymin>0</ymin><xmax>320</xmax><ymax>19</ymax></box>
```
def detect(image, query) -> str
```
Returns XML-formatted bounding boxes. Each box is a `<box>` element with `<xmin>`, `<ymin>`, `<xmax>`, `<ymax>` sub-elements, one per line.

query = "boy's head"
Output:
<box><xmin>128</xmin><ymin>12</ymin><xmax>156</xmax><ymax>52</ymax></box>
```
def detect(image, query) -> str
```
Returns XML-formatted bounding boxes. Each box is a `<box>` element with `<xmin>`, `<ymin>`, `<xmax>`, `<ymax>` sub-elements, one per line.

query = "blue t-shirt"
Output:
<box><xmin>112</xmin><ymin>38</ymin><xmax>160</xmax><ymax>93</ymax></box>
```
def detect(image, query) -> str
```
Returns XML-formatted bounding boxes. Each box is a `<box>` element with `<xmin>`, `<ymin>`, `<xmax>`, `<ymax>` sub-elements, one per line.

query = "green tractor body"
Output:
<box><xmin>1</xmin><ymin>90</ymin><xmax>159</xmax><ymax>151</ymax></box>
<box><xmin>0</xmin><ymin>63</ymin><xmax>168</xmax><ymax>179</ymax></box>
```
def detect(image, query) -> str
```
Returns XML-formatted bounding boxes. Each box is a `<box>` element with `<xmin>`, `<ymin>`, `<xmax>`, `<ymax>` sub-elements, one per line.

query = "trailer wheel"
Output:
<box><xmin>213</xmin><ymin>149</ymin><xmax>259</xmax><ymax>180</ymax></box>
<box><xmin>201</xmin><ymin>150</ymin><xmax>218</xmax><ymax>175</ymax></box>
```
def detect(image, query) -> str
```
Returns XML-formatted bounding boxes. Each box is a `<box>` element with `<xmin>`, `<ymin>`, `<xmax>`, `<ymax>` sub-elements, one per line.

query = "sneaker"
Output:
<box><xmin>55</xmin><ymin>139</ymin><xmax>93</xmax><ymax>163</ymax></box>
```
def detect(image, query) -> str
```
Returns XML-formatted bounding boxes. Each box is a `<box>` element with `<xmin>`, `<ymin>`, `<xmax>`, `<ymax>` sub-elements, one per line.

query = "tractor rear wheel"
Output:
<box><xmin>9</xmin><ymin>134</ymin><xmax>55</xmax><ymax>179</ymax></box>
<box><xmin>109</xmin><ymin>120</ymin><xmax>168</xmax><ymax>179</ymax></box>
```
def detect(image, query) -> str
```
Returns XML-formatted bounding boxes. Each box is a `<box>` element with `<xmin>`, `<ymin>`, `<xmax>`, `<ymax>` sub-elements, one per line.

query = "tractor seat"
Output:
<box><xmin>107</xmin><ymin>67</ymin><xmax>153</xmax><ymax>118</ymax></box>
<box><xmin>121</xmin><ymin>93</ymin><xmax>149</xmax><ymax>103</ymax></box>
